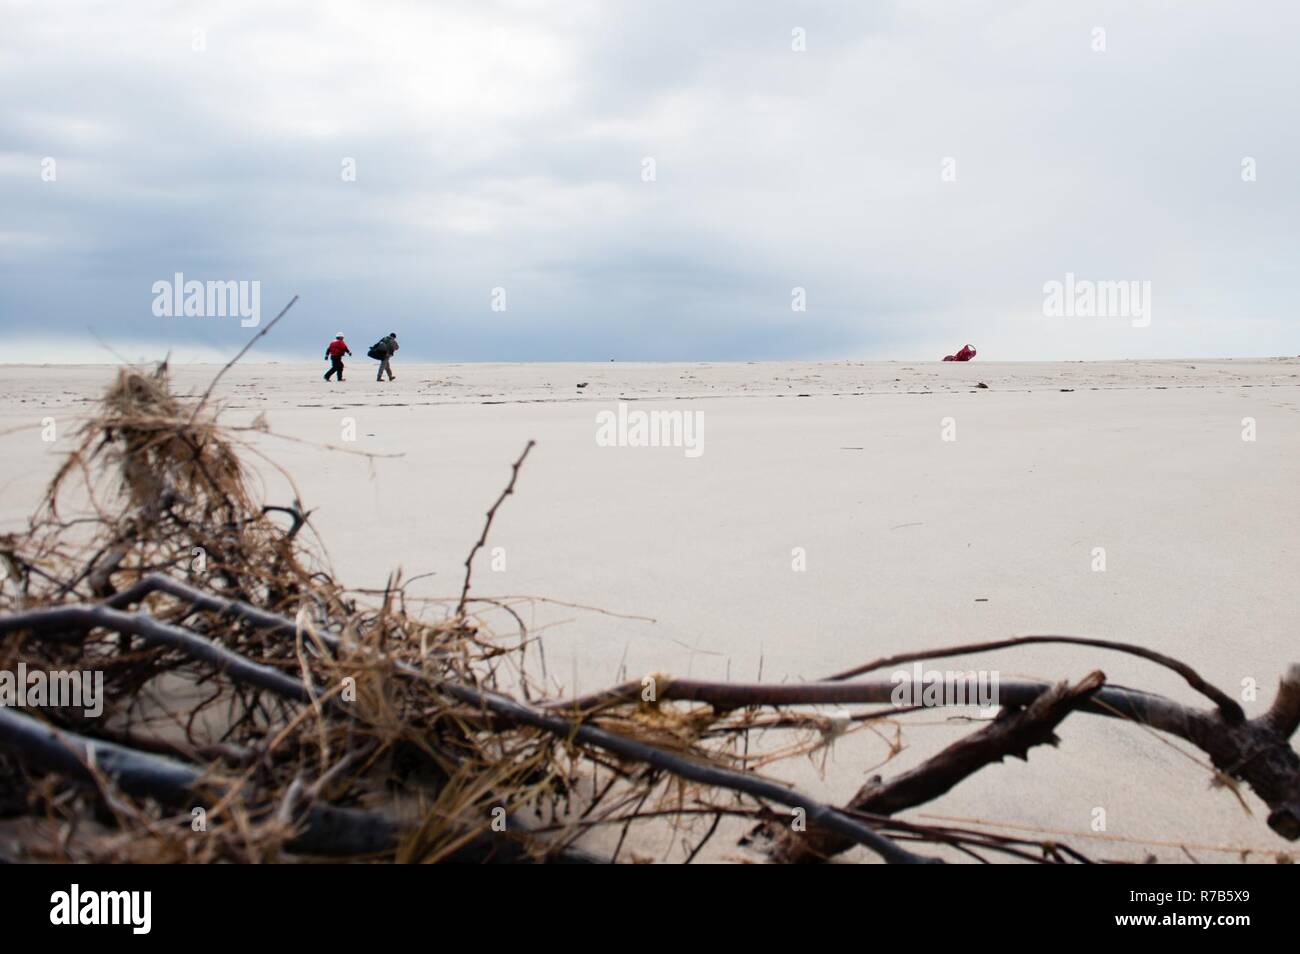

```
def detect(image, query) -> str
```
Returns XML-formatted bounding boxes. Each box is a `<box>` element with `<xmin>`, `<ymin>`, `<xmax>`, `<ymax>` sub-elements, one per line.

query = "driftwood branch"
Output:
<box><xmin>430</xmin><ymin>677</ymin><xmax>935</xmax><ymax>863</ymax></box>
<box><xmin>13</xmin><ymin>580</ymin><xmax>932</xmax><ymax>863</ymax></box>
<box><xmin>0</xmin><ymin>705</ymin><xmax>394</xmax><ymax>856</ymax></box>
<box><xmin>772</xmin><ymin>671</ymin><xmax>1106</xmax><ymax>863</ymax></box>
<box><xmin>543</xmin><ymin>668</ymin><xmax>1300</xmax><ymax>842</ymax></box>
<box><xmin>821</xmin><ymin>634</ymin><xmax>1244</xmax><ymax>723</ymax></box>
<box><xmin>0</xmin><ymin>706</ymin><xmax>602</xmax><ymax>861</ymax></box>
<box><xmin>0</xmin><ymin>603</ymin><xmax>318</xmax><ymax>705</ymax></box>
<box><xmin>11</xmin><ymin>572</ymin><xmax>1300</xmax><ymax>856</ymax></box>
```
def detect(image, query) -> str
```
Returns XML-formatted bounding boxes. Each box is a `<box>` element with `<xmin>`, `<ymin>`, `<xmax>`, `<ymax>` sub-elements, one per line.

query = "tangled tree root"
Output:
<box><xmin>0</xmin><ymin>363</ymin><xmax>1296</xmax><ymax>863</ymax></box>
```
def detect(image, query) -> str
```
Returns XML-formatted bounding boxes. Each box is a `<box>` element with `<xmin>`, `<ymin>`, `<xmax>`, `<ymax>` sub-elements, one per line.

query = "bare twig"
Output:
<box><xmin>188</xmin><ymin>295</ymin><xmax>299</xmax><ymax>425</ymax></box>
<box><xmin>456</xmin><ymin>440</ymin><xmax>534</xmax><ymax>617</ymax></box>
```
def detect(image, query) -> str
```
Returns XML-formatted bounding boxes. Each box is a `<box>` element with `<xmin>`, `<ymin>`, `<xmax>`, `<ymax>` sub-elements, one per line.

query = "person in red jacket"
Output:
<box><xmin>942</xmin><ymin>343</ymin><xmax>977</xmax><ymax>362</ymax></box>
<box><xmin>324</xmin><ymin>333</ymin><xmax>352</xmax><ymax>382</ymax></box>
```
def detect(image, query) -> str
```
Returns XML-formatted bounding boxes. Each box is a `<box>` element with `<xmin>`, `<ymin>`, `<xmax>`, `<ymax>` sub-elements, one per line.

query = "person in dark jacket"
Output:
<box><xmin>324</xmin><ymin>333</ymin><xmax>351</xmax><ymax>381</ymax></box>
<box><xmin>374</xmin><ymin>332</ymin><xmax>398</xmax><ymax>382</ymax></box>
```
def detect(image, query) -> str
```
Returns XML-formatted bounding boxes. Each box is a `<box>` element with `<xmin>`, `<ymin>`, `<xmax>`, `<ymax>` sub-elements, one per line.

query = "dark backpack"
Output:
<box><xmin>367</xmin><ymin>340</ymin><xmax>385</xmax><ymax>360</ymax></box>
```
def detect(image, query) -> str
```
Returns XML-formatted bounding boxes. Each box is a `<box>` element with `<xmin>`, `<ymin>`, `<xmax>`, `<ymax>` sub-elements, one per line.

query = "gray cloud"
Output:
<box><xmin>2</xmin><ymin>0</ymin><xmax>1298</xmax><ymax>363</ymax></box>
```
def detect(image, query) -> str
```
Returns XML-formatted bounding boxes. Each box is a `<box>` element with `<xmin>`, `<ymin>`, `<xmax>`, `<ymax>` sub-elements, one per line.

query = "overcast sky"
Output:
<box><xmin>2</xmin><ymin>1</ymin><xmax>1297</xmax><ymax>363</ymax></box>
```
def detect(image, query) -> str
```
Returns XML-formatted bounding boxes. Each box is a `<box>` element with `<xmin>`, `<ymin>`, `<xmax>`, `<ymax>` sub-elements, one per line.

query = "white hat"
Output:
<box><xmin>336</xmin><ymin>332</ymin><xmax>345</xmax><ymax>338</ymax></box>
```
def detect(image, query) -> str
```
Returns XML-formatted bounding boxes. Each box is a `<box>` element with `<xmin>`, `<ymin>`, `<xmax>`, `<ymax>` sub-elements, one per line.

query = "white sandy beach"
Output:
<box><xmin>2</xmin><ymin>357</ymin><xmax>1297</xmax><ymax>862</ymax></box>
